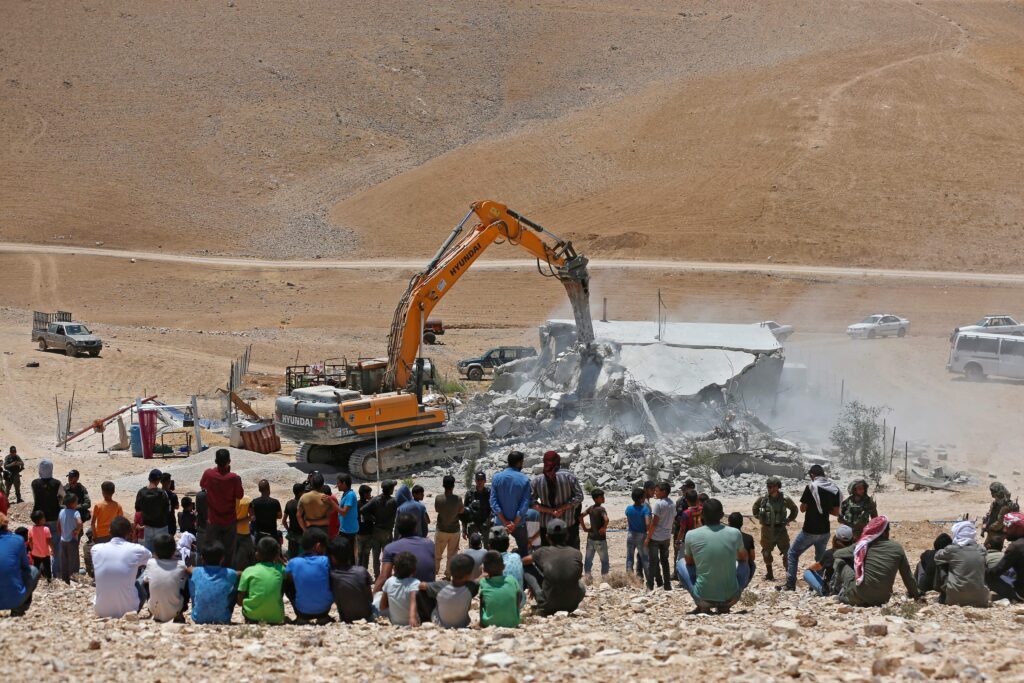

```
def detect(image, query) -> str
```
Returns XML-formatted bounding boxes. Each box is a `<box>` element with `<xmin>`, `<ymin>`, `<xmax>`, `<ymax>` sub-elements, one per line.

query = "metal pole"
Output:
<box><xmin>191</xmin><ymin>395</ymin><xmax>203</xmax><ymax>454</ymax></box>
<box><xmin>904</xmin><ymin>442</ymin><xmax>909</xmax><ymax>490</ymax></box>
<box><xmin>840</xmin><ymin>379</ymin><xmax>845</xmax><ymax>407</ymax></box>
<box><xmin>602</xmin><ymin>297</ymin><xmax>608</xmax><ymax>322</ymax></box>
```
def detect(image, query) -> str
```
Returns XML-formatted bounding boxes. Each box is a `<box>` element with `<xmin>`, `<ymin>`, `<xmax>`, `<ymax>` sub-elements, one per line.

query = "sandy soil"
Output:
<box><xmin>2</xmin><ymin>1</ymin><xmax>1024</xmax><ymax>270</ymax></box>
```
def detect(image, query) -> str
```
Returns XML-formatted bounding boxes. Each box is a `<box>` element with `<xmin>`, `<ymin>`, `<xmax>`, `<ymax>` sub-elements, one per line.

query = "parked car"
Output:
<box><xmin>34</xmin><ymin>321</ymin><xmax>103</xmax><ymax>357</ymax></box>
<box><xmin>423</xmin><ymin>319</ymin><xmax>444</xmax><ymax>345</ymax></box>
<box><xmin>846</xmin><ymin>314</ymin><xmax>909</xmax><ymax>339</ymax></box>
<box><xmin>950</xmin><ymin>315</ymin><xmax>1024</xmax><ymax>342</ymax></box>
<box><xmin>948</xmin><ymin>331</ymin><xmax>1024</xmax><ymax>381</ymax></box>
<box><xmin>457</xmin><ymin>346</ymin><xmax>537</xmax><ymax>381</ymax></box>
<box><xmin>759</xmin><ymin>320</ymin><xmax>794</xmax><ymax>342</ymax></box>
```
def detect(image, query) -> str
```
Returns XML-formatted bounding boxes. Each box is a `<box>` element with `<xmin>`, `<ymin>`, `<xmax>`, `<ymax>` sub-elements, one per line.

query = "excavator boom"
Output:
<box><xmin>383</xmin><ymin>200</ymin><xmax>594</xmax><ymax>391</ymax></box>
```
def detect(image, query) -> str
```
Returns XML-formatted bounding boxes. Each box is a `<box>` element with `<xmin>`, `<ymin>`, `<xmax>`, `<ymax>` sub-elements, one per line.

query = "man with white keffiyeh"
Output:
<box><xmin>832</xmin><ymin>515</ymin><xmax>921</xmax><ymax>606</ymax></box>
<box><xmin>780</xmin><ymin>465</ymin><xmax>842</xmax><ymax>591</ymax></box>
<box><xmin>933</xmin><ymin>520</ymin><xmax>989</xmax><ymax>607</ymax></box>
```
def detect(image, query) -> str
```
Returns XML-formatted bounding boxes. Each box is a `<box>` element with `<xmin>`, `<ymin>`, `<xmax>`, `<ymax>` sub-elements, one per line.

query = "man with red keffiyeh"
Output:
<box><xmin>832</xmin><ymin>516</ymin><xmax>921</xmax><ymax>606</ymax></box>
<box><xmin>987</xmin><ymin>512</ymin><xmax>1024</xmax><ymax>602</ymax></box>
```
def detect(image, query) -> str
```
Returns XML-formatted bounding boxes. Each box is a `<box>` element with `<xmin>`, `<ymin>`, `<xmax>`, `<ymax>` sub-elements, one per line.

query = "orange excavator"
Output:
<box><xmin>274</xmin><ymin>200</ymin><xmax>595</xmax><ymax>478</ymax></box>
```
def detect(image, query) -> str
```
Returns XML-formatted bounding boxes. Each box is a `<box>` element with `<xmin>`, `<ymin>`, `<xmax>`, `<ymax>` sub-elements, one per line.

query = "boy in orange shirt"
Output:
<box><xmin>86</xmin><ymin>481</ymin><xmax>123</xmax><ymax>577</ymax></box>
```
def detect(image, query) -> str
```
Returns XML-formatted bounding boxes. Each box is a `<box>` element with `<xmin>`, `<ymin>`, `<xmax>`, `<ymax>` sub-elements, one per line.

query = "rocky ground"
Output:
<box><xmin>5</xmin><ymin>543</ymin><xmax>1023</xmax><ymax>683</ymax></box>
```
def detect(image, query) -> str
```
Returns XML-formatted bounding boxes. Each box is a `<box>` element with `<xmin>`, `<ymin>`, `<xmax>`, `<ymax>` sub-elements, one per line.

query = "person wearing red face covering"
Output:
<box><xmin>831</xmin><ymin>516</ymin><xmax>921</xmax><ymax>606</ymax></box>
<box><xmin>530</xmin><ymin>451</ymin><xmax>583</xmax><ymax>549</ymax></box>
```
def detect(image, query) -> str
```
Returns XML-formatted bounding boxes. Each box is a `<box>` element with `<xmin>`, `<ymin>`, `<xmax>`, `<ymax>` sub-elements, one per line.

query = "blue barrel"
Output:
<box><xmin>130</xmin><ymin>424</ymin><xmax>143</xmax><ymax>457</ymax></box>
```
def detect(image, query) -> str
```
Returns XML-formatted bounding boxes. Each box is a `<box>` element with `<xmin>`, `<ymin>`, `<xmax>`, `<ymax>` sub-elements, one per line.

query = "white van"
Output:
<box><xmin>947</xmin><ymin>332</ymin><xmax>1024</xmax><ymax>381</ymax></box>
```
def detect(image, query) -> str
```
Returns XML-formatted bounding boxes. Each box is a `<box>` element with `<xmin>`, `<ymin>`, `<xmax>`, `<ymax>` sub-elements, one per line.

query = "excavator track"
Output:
<box><xmin>296</xmin><ymin>431</ymin><xmax>486</xmax><ymax>480</ymax></box>
<box><xmin>348</xmin><ymin>430</ymin><xmax>486</xmax><ymax>479</ymax></box>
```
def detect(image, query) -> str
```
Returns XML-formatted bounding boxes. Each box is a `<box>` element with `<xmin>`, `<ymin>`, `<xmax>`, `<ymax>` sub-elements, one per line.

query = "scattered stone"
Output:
<box><xmin>743</xmin><ymin>630</ymin><xmax>770</xmax><ymax>648</ymax></box>
<box><xmin>872</xmin><ymin>655</ymin><xmax>902</xmax><ymax>676</ymax></box>
<box><xmin>491</xmin><ymin>414</ymin><xmax>513</xmax><ymax>438</ymax></box>
<box><xmin>771</xmin><ymin>619</ymin><xmax>799</xmax><ymax>637</ymax></box>
<box><xmin>479</xmin><ymin>652</ymin><xmax>515</xmax><ymax>668</ymax></box>
<box><xmin>864</xmin><ymin>621</ymin><xmax>888</xmax><ymax>637</ymax></box>
<box><xmin>796</xmin><ymin>614</ymin><xmax>817</xmax><ymax>628</ymax></box>
<box><xmin>913</xmin><ymin>636</ymin><xmax>940</xmax><ymax>654</ymax></box>
<box><xmin>569</xmin><ymin>646</ymin><xmax>590</xmax><ymax>659</ymax></box>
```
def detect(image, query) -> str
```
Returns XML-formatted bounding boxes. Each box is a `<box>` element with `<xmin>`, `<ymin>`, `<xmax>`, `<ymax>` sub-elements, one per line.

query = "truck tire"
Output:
<box><xmin>38</xmin><ymin>339</ymin><xmax>47</xmax><ymax>351</ymax></box>
<box><xmin>467</xmin><ymin>366</ymin><xmax>483</xmax><ymax>381</ymax></box>
<box><xmin>423</xmin><ymin>332</ymin><xmax>437</xmax><ymax>345</ymax></box>
<box><xmin>897</xmin><ymin>327</ymin><xmax>907</xmax><ymax>338</ymax></box>
<box><xmin>88</xmin><ymin>350</ymin><xmax>100</xmax><ymax>357</ymax></box>
<box><xmin>964</xmin><ymin>363</ymin><xmax>985</xmax><ymax>382</ymax></box>
<box><xmin>65</xmin><ymin>343</ymin><xmax>78</xmax><ymax>357</ymax></box>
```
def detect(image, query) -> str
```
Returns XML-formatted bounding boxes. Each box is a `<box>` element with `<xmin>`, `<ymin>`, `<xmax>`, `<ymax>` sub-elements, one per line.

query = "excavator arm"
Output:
<box><xmin>383</xmin><ymin>200</ymin><xmax>594</xmax><ymax>391</ymax></box>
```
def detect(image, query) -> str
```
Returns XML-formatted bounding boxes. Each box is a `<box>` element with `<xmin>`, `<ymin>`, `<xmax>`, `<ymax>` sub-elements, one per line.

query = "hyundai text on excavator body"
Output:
<box><xmin>274</xmin><ymin>200</ymin><xmax>595</xmax><ymax>478</ymax></box>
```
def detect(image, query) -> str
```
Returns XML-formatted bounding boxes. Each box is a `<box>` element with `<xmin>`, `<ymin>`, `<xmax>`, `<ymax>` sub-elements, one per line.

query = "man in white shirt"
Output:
<box><xmin>92</xmin><ymin>515</ymin><xmax>152</xmax><ymax>618</ymax></box>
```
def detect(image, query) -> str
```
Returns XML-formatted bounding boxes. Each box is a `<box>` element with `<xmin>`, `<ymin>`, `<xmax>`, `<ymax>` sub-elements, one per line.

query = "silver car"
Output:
<box><xmin>847</xmin><ymin>314</ymin><xmax>909</xmax><ymax>339</ymax></box>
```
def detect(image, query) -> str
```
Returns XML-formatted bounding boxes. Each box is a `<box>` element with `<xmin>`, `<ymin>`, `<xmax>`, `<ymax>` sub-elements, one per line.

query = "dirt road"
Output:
<box><xmin>5</xmin><ymin>242</ymin><xmax>1024</xmax><ymax>285</ymax></box>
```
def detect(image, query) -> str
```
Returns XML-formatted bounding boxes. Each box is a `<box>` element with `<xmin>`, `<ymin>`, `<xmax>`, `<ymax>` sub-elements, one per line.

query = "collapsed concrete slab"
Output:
<box><xmin>444</xmin><ymin>319</ymin><xmax>806</xmax><ymax>494</ymax></box>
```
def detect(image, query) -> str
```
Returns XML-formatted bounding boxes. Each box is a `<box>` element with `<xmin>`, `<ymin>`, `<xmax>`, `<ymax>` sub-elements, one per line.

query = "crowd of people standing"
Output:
<box><xmin>1</xmin><ymin>444</ymin><xmax>1022</xmax><ymax>625</ymax></box>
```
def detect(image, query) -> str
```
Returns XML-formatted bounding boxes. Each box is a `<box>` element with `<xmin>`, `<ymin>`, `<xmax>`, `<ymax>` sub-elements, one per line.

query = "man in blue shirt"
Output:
<box><xmin>490</xmin><ymin>452</ymin><xmax>533</xmax><ymax>554</ymax></box>
<box><xmin>0</xmin><ymin>513</ymin><xmax>40</xmax><ymax>616</ymax></box>
<box><xmin>336</xmin><ymin>474</ymin><xmax>359</xmax><ymax>564</ymax></box>
<box><xmin>395</xmin><ymin>484</ymin><xmax>429</xmax><ymax>537</ymax></box>
<box><xmin>284</xmin><ymin>527</ymin><xmax>334</xmax><ymax>623</ymax></box>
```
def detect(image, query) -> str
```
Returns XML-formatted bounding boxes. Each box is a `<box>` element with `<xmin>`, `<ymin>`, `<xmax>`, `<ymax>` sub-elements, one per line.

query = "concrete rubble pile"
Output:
<box><xmin>443</xmin><ymin>321</ymin><xmax>811</xmax><ymax>494</ymax></box>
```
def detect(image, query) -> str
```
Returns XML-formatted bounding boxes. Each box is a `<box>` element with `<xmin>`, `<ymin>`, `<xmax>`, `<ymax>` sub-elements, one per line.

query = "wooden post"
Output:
<box><xmin>888</xmin><ymin>426</ymin><xmax>897</xmax><ymax>473</ymax></box>
<box><xmin>904</xmin><ymin>441</ymin><xmax>909</xmax><ymax>489</ymax></box>
<box><xmin>602</xmin><ymin>297</ymin><xmax>608</xmax><ymax>323</ymax></box>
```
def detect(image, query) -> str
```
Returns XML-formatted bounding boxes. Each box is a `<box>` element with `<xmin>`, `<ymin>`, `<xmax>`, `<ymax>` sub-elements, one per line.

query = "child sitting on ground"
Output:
<box><xmin>413</xmin><ymin>553</ymin><xmax>478</xmax><ymax>628</ymax></box>
<box><xmin>237</xmin><ymin>536</ymin><xmax>286</xmax><ymax>625</ymax></box>
<box><xmin>28</xmin><ymin>511</ymin><xmax>52</xmax><ymax>582</ymax></box>
<box><xmin>487</xmin><ymin>527</ymin><xmax>526</xmax><ymax>606</ymax></box>
<box><xmin>479</xmin><ymin>551</ymin><xmax>521</xmax><ymax>628</ymax></box>
<box><xmin>328</xmin><ymin>536</ymin><xmax>373</xmax><ymax>623</ymax></box>
<box><xmin>143</xmin><ymin>533</ymin><xmax>188</xmax><ymax>623</ymax></box>
<box><xmin>380</xmin><ymin>551</ymin><xmax>420</xmax><ymax>626</ymax></box>
<box><xmin>187</xmin><ymin>542</ymin><xmax>237</xmax><ymax>625</ymax></box>
<box><xmin>525</xmin><ymin>508</ymin><xmax>542</xmax><ymax>551</ymax></box>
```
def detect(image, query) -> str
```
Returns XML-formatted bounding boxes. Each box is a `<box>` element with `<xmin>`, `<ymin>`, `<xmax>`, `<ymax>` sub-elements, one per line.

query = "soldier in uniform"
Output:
<box><xmin>984</xmin><ymin>482</ymin><xmax>1017</xmax><ymax>547</ymax></box>
<box><xmin>461</xmin><ymin>471</ymin><xmax>493</xmax><ymax>547</ymax></box>
<box><xmin>752</xmin><ymin>476</ymin><xmax>798</xmax><ymax>581</ymax></box>
<box><xmin>3</xmin><ymin>446</ymin><xmax>25</xmax><ymax>503</ymax></box>
<box><xmin>839</xmin><ymin>479</ymin><xmax>878</xmax><ymax>539</ymax></box>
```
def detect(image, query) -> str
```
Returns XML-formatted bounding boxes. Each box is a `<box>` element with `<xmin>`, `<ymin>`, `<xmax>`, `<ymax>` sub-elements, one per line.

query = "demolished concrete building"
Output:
<box><xmin>447</xmin><ymin>319</ymin><xmax>806</xmax><ymax>495</ymax></box>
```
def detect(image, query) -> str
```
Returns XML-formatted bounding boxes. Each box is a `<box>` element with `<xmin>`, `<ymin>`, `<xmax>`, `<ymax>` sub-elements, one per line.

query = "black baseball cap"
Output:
<box><xmin>148</xmin><ymin>468</ymin><xmax>162</xmax><ymax>481</ymax></box>
<box><xmin>67</xmin><ymin>469</ymin><xmax>80</xmax><ymax>478</ymax></box>
<box><xmin>475</xmin><ymin>471</ymin><xmax>486</xmax><ymax>481</ymax></box>
<box><xmin>808</xmin><ymin>464</ymin><xmax>826</xmax><ymax>477</ymax></box>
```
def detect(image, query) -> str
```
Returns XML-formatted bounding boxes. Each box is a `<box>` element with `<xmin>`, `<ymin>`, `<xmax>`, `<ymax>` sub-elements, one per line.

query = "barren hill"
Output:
<box><xmin>2</xmin><ymin>1</ymin><xmax>1024</xmax><ymax>269</ymax></box>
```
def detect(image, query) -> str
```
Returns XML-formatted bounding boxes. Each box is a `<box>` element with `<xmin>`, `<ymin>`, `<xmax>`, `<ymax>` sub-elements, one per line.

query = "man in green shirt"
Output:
<box><xmin>832</xmin><ymin>516</ymin><xmax>920</xmax><ymax>607</ymax></box>
<box><xmin>237</xmin><ymin>536</ymin><xmax>285</xmax><ymax>624</ymax></box>
<box><xmin>681</xmin><ymin>499</ymin><xmax>748</xmax><ymax>614</ymax></box>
